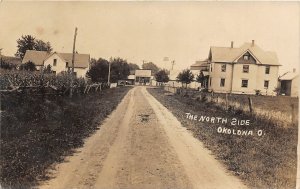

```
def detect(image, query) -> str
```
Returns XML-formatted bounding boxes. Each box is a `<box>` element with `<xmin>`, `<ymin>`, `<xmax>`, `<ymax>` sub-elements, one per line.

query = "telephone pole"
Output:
<box><xmin>171</xmin><ymin>60</ymin><xmax>175</xmax><ymax>70</ymax></box>
<box><xmin>70</xmin><ymin>27</ymin><xmax>78</xmax><ymax>98</ymax></box>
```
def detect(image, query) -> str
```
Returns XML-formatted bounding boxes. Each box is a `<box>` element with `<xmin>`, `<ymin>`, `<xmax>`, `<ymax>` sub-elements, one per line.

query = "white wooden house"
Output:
<box><xmin>22</xmin><ymin>50</ymin><xmax>90</xmax><ymax>78</ymax></box>
<box><xmin>191</xmin><ymin>41</ymin><xmax>281</xmax><ymax>95</ymax></box>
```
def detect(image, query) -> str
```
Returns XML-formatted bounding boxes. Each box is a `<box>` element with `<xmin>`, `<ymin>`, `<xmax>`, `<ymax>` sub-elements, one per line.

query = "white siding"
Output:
<box><xmin>44</xmin><ymin>54</ymin><xmax>89</xmax><ymax>78</ymax></box>
<box><xmin>44</xmin><ymin>54</ymin><xmax>67</xmax><ymax>74</ymax></box>
<box><xmin>208</xmin><ymin>62</ymin><xmax>279</xmax><ymax>95</ymax></box>
<box><xmin>291</xmin><ymin>75</ymin><xmax>299</xmax><ymax>97</ymax></box>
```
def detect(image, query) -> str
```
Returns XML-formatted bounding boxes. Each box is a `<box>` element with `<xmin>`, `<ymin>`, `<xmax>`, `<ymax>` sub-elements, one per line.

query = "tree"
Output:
<box><xmin>19</xmin><ymin>61</ymin><xmax>36</xmax><ymax>71</ymax></box>
<box><xmin>86</xmin><ymin>58</ymin><xmax>109</xmax><ymax>83</ymax></box>
<box><xmin>177</xmin><ymin>69</ymin><xmax>194</xmax><ymax>88</ymax></box>
<box><xmin>196</xmin><ymin>71</ymin><xmax>208</xmax><ymax>88</ymax></box>
<box><xmin>142</xmin><ymin>62</ymin><xmax>159</xmax><ymax>75</ymax></box>
<box><xmin>34</xmin><ymin>40</ymin><xmax>52</xmax><ymax>52</ymax></box>
<box><xmin>155</xmin><ymin>69</ymin><xmax>169</xmax><ymax>83</ymax></box>
<box><xmin>128</xmin><ymin>63</ymin><xmax>139</xmax><ymax>71</ymax></box>
<box><xmin>43</xmin><ymin>65</ymin><xmax>53</xmax><ymax>74</ymax></box>
<box><xmin>110</xmin><ymin>57</ymin><xmax>130</xmax><ymax>83</ymax></box>
<box><xmin>0</xmin><ymin>59</ymin><xmax>16</xmax><ymax>70</ymax></box>
<box><xmin>87</xmin><ymin>57</ymin><xmax>131</xmax><ymax>83</ymax></box>
<box><xmin>15</xmin><ymin>35</ymin><xmax>53</xmax><ymax>59</ymax></box>
<box><xmin>15</xmin><ymin>35</ymin><xmax>36</xmax><ymax>59</ymax></box>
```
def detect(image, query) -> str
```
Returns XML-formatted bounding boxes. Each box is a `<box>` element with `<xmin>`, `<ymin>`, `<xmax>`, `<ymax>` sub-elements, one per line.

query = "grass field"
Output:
<box><xmin>148</xmin><ymin>87</ymin><xmax>298</xmax><ymax>189</ymax></box>
<box><xmin>0</xmin><ymin>86</ymin><xmax>131</xmax><ymax>188</ymax></box>
<box><xmin>165</xmin><ymin>86</ymin><xmax>298</xmax><ymax>127</ymax></box>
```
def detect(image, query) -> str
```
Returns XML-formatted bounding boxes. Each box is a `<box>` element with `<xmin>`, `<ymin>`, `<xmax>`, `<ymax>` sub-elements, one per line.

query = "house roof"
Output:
<box><xmin>58</xmin><ymin>53</ymin><xmax>90</xmax><ymax>68</ymax></box>
<box><xmin>22</xmin><ymin>50</ymin><xmax>90</xmax><ymax>68</ymax></box>
<box><xmin>22</xmin><ymin>50</ymin><xmax>49</xmax><ymax>66</ymax></box>
<box><xmin>209</xmin><ymin>42</ymin><xmax>280</xmax><ymax>66</ymax></box>
<box><xmin>135</xmin><ymin>69</ymin><xmax>152</xmax><ymax>77</ymax></box>
<box><xmin>1</xmin><ymin>56</ymin><xmax>22</xmax><ymax>65</ymax></box>
<box><xmin>190</xmin><ymin>60</ymin><xmax>209</xmax><ymax>70</ymax></box>
<box><xmin>279</xmin><ymin>72</ymin><xmax>299</xmax><ymax>80</ymax></box>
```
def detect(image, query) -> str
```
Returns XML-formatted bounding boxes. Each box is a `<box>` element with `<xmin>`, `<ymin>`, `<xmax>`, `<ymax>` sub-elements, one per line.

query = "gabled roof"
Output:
<box><xmin>191</xmin><ymin>60</ymin><xmax>209</xmax><ymax>70</ymax></box>
<box><xmin>22</xmin><ymin>50</ymin><xmax>90</xmax><ymax>68</ymax></box>
<box><xmin>22</xmin><ymin>50</ymin><xmax>50</xmax><ymax>66</ymax></box>
<box><xmin>209</xmin><ymin>42</ymin><xmax>280</xmax><ymax>66</ymax></box>
<box><xmin>1</xmin><ymin>56</ymin><xmax>22</xmax><ymax>65</ymax></box>
<box><xmin>191</xmin><ymin>60</ymin><xmax>208</xmax><ymax>67</ymax></box>
<box><xmin>279</xmin><ymin>72</ymin><xmax>299</xmax><ymax>80</ymax></box>
<box><xmin>58</xmin><ymin>53</ymin><xmax>90</xmax><ymax>68</ymax></box>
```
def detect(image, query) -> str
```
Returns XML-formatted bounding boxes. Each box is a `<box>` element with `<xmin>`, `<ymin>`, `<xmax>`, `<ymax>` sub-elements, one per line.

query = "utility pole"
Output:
<box><xmin>171</xmin><ymin>60</ymin><xmax>175</xmax><ymax>70</ymax></box>
<box><xmin>70</xmin><ymin>27</ymin><xmax>78</xmax><ymax>98</ymax></box>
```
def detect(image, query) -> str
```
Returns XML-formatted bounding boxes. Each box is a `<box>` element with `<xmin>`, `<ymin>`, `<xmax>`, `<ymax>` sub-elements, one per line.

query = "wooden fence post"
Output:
<box><xmin>248</xmin><ymin>97</ymin><xmax>253</xmax><ymax>114</ymax></box>
<box><xmin>291</xmin><ymin>103</ymin><xmax>296</xmax><ymax>125</ymax></box>
<box><xmin>225</xmin><ymin>93</ymin><xmax>228</xmax><ymax>110</ymax></box>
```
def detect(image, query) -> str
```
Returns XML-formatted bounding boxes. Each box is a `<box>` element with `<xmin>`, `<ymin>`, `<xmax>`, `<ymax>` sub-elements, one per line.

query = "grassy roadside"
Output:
<box><xmin>0</xmin><ymin>86</ymin><xmax>131</xmax><ymax>188</ymax></box>
<box><xmin>147</xmin><ymin>87</ymin><xmax>297</xmax><ymax>189</ymax></box>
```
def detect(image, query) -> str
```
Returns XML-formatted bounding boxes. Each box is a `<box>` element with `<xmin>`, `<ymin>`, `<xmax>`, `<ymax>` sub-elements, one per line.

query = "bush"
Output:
<box><xmin>19</xmin><ymin>61</ymin><xmax>36</xmax><ymax>71</ymax></box>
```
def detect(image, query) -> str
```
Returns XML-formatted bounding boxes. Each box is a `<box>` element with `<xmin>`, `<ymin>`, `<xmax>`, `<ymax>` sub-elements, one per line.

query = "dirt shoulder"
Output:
<box><xmin>0</xmin><ymin>86</ymin><xmax>131</xmax><ymax>188</ymax></box>
<box><xmin>147</xmin><ymin>87</ymin><xmax>297</xmax><ymax>189</ymax></box>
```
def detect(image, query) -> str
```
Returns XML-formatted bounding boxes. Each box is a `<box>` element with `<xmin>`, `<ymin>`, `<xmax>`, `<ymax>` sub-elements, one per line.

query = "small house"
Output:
<box><xmin>279</xmin><ymin>70</ymin><xmax>299</xmax><ymax>97</ymax></box>
<box><xmin>22</xmin><ymin>50</ymin><xmax>90</xmax><ymax>78</ymax></box>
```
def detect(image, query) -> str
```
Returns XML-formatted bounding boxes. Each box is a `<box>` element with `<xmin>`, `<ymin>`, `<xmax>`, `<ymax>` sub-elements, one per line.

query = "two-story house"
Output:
<box><xmin>22</xmin><ymin>50</ymin><xmax>90</xmax><ymax>78</ymax></box>
<box><xmin>195</xmin><ymin>41</ymin><xmax>280</xmax><ymax>95</ymax></box>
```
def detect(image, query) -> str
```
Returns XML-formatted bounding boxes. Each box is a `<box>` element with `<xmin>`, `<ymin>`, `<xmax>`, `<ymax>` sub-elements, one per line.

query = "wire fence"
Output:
<box><xmin>163</xmin><ymin>86</ymin><xmax>298</xmax><ymax>127</ymax></box>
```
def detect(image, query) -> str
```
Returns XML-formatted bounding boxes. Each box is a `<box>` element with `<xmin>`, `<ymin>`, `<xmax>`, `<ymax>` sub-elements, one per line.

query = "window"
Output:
<box><xmin>66</xmin><ymin>62</ymin><xmax>69</xmax><ymax>68</ymax></box>
<box><xmin>52</xmin><ymin>71</ymin><xmax>56</xmax><ymax>74</ymax></box>
<box><xmin>243</xmin><ymin>65</ymin><xmax>249</xmax><ymax>73</ymax></box>
<box><xmin>241</xmin><ymin>80</ymin><xmax>248</xmax><ymax>88</ymax></box>
<box><xmin>209</xmin><ymin>78</ymin><xmax>212</xmax><ymax>86</ymax></box>
<box><xmin>264</xmin><ymin>80</ymin><xmax>269</xmax><ymax>88</ymax></box>
<box><xmin>220</xmin><ymin>78</ymin><xmax>225</xmax><ymax>87</ymax></box>
<box><xmin>243</xmin><ymin>55</ymin><xmax>249</xmax><ymax>60</ymax></box>
<box><xmin>210</xmin><ymin>65</ymin><xmax>213</xmax><ymax>72</ymax></box>
<box><xmin>265</xmin><ymin>66</ymin><xmax>270</xmax><ymax>74</ymax></box>
<box><xmin>221</xmin><ymin>64</ymin><xmax>226</xmax><ymax>72</ymax></box>
<box><xmin>53</xmin><ymin>59</ymin><xmax>57</xmax><ymax>66</ymax></box>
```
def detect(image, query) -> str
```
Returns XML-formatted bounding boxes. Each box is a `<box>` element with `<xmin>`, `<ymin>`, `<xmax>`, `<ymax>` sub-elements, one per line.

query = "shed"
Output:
<box><xmin>279</xmin><ymin>71</ymin><xmax>299</xmax><ymax>97</ymax></box>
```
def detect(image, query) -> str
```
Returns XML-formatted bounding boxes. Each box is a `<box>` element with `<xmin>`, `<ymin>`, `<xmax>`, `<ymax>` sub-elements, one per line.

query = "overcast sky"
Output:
<box><xmin>0</xmin><ymin>1</ymin><xmax>299</xmax><ymax>74</ymax></box>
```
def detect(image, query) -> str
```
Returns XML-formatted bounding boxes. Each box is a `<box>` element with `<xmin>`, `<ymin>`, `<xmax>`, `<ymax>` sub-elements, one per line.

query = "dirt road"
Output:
<box><xmin>39</xmin><ymin>86</ymin><xmax>247</xmax><ymax>189</ymax></box>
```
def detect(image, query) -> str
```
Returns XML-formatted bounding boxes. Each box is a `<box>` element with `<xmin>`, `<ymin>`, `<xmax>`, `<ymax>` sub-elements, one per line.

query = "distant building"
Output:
<box><xmin>167</xmin><ymin>69</ymin><xmax>200</xmax><ymax>89</ymax></box>
<box><xmin>22</xmin><ymin>50</ymin><xmax>90</xmax><ymax>78</ymax></box>
<box><xmin>279</xmin><ymin>69</ymin><xmax>299</xmax><ymax>97</ymax></box>
<box><xmin>191</xmin><ymin>41</ymin><xmax>281</xmax><ymax>95</ymax></box>
<box><xmin>126</xmin><ymin>69</ymin><xmax>154</xmax><ymax>85</ymax></box>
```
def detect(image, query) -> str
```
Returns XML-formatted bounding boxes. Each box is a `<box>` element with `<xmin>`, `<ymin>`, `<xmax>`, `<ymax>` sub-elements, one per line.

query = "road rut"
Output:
<box><xmin>39</xmin><ymin>86</ymin><xmax>247</xmax><ymax>189</ymax></box>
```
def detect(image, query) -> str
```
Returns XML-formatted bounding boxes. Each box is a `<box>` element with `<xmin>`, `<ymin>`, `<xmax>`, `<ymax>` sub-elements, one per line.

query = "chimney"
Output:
<box><xmin>231</xmin><ymin>41</ymin><xmax>234</xmax><ymax>48</ymax></box>
<box><xmin>293</xmin><ymin>68</ymin><xmax>296</xmax><ymax>73</ymax></box>
<box><xmin>252</xmin><ymin>40</ymin><xmax>255</xmax><ymax>46</ymax></box>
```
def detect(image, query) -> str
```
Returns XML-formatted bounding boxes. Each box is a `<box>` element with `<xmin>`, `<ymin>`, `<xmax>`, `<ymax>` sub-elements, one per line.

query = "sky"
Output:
<box><xmin>0</xmin><ymin>1</ymin><xmax>299</xmax><ymax>74</ymax></box>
